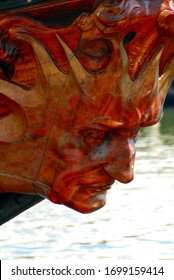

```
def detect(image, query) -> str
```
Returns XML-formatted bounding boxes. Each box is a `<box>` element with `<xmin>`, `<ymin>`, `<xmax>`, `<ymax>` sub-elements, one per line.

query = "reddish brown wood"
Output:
<box><xmin>0</xmin><ymin>0</ymin><xmax>174</xmax><ymax>213</ymax></box>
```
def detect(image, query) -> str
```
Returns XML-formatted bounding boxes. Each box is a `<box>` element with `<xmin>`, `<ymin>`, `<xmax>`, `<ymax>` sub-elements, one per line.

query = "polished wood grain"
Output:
<box><xmin>0</xmin><ymin>0</ymin><xmax>174</xmax><ymax>214</ymax></box>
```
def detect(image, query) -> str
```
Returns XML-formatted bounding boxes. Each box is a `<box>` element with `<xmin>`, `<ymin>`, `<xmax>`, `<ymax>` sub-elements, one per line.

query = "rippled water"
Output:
<box><xmin>0</xmin><ymin>108</ymin><xmax>174</xmax><ymax>260</ymax></box>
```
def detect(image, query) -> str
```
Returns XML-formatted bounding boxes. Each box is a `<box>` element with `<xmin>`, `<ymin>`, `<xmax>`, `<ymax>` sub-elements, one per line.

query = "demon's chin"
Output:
<box><xmin>47</xmin><ymin>186</ymin><xmax>108</xmax><ymax>213</ymax></box>
<box><xmin>64</xmin><ymin>192</ymin><xmax>107</xmax><ymax>214</ymax></box>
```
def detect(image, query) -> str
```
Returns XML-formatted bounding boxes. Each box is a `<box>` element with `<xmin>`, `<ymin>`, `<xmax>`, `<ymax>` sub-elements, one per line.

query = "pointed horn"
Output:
<box><xmin>132</xmin><ymin>47</ymin><xmax>163</xmax><ymax>101</ymax></box>
<box><xmin>0</xmin><ymin>33</ymin><xmax>66</xmax><ymax>107</ymax></box>
<box><xmin>56</xmin><ymin>33</ymin><xmax>97</xmax><ymax>102</ymax></box>
<box><xmin>56</xmin><ymin>33</ymin><xmax>92</xmax><ymax>83</ymax></box>
<box><xmin>139</xmin><ymin>48</ymin><xmax>162</xmax><ymax>84</ymax></box>
<box><xmin>120</xmin><ymin>42</ymin><xmax>134</xmax><ymax>99</ymax></box>
<box><xmin>56</xmin><ymin>33</ymin><xmax>123</xmax><ymax>100</ymax></box>
<box><xmin>120</xmin><ymin>42</ymin><xmax>162</xmax><ymax>100</ymax></box>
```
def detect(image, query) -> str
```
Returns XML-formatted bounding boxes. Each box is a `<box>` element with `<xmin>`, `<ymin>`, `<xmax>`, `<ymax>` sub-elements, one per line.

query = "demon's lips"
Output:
<box><xmin>80</xmin><ymin>184</ymin><xmax>113</xmax><ymax>192</ymax></box>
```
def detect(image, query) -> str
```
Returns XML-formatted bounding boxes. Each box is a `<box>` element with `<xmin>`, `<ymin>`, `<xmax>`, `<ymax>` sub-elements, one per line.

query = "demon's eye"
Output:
<box><xmin>76</xmin><ymin>39</ymin><xmax>112</xmax><ymax>73</ymax></box>
<box><xmin>84</xmin><ymin>130</ymin><xmax>109</xmax><ymax>146</ymax></box>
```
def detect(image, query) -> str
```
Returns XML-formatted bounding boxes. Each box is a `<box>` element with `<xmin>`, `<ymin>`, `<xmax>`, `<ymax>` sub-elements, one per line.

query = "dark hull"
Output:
<box><xmin>0</xmin><ymin>193</ymin><xmax>43</xmax><ymax>226</ymax></box>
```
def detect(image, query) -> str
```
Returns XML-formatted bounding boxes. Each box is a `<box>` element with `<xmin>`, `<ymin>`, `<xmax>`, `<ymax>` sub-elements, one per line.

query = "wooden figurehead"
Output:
<box><xmin>0</xmin><ymin>0</ymin><xmax>174</xmax><ymax>222</ymax></box>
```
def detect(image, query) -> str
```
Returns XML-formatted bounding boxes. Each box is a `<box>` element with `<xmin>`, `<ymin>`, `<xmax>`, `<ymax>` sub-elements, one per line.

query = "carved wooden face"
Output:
<box><xmin>40</xmin><ymin>34</ymin><xmax>164</xmax><ymax>213</ymax></box>
<box><xmin>0</xmin><ymin>0</ymin><xmax>173</xmax><ymax>213</ymax></box>
<box><xmin>42</xmin><ymin>96</ymin><xmax>160</xmax><ymax>214</ymax></box>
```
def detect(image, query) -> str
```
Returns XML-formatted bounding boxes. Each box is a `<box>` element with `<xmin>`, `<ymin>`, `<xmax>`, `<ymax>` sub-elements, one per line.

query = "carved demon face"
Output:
<box><xmin>0</xmin><ymin>0</ymin><xmax>174</xmax><ymax>213</ymax></box>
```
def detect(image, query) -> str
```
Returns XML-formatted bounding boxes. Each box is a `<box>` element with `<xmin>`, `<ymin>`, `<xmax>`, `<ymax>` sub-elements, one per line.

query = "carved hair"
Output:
<box><xmin>93</xmin><ymin>0</ymin><xmax>166</xmax><ymax>34</ymax></box>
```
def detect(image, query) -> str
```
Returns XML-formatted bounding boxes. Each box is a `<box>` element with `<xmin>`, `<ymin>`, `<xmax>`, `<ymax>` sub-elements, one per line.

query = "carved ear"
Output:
<box><xmin>0</xmin><ymin>33</ymin><xmax>67</xmax><ymax>107</ymax></box>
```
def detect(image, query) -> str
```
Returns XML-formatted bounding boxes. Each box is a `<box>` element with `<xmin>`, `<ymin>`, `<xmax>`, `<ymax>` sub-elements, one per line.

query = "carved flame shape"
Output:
<box><xmin>0</xmin><ymin>32</ymin><xmax>68</xmax><ymax>142</ymax></box>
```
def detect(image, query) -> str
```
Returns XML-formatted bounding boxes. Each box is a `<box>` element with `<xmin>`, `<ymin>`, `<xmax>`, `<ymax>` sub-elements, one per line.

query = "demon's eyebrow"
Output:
<box><xmin>79</xmin><ymin>119</ymin><xmax>125</xmax><ymax>131</ymax></box>
<box><xmin>94</xmin><ymin>119</ymin><xmax>125</xmax><ymax>129</ymax></box>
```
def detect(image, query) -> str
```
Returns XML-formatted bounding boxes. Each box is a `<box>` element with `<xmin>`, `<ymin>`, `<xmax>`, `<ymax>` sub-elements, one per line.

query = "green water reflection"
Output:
<box><xmin>160</xmin><ymin>108</ymin><xmax>174</xmax><ymax>135</ymax></box>
<box><xmin>140</xmin><ymin>107</ymin><xmax>174</xmax><ymax>145</ymax></box>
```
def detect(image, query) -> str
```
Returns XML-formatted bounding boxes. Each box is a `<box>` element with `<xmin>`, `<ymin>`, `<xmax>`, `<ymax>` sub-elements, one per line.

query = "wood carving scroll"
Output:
<box><xmin>0</xmin><ymin>0</ymin><xmax>174</xmax><ymax>214</ymax></box>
